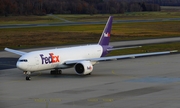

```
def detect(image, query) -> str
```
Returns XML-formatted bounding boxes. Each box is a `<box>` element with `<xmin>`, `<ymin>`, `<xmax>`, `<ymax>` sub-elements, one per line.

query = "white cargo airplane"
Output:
<box><xmin>5</xmin><ymin>16</ymin><xmax>177</xmax><ymax>80</ymax></box>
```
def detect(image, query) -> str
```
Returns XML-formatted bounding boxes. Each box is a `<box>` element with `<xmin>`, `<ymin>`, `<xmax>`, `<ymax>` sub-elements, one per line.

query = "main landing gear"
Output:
<box><xmin>50</xmin><ymin>69</ymin><xmax>62</xmax><ymax>75</ymax></box>
<box><xmin>24</xmin><ymin>71</ymin><xmax>31</xmax><ymax>80</ymax></box>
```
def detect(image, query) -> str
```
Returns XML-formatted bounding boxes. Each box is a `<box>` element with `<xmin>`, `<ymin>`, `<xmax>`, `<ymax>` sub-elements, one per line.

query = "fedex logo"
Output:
<box><xmin>87</xmin><ymin>66</ymin><xmax>92</xmax><ymax>70</ymax></box>
<box><xmin>40</xmin><ymin>53</ymin><xmax>59</xmax><ymax>64</ymax></box>
<box><xmin>104</xmin><ymin>32</ymin><xmax>110</xmax><ymax>37</ymax></box>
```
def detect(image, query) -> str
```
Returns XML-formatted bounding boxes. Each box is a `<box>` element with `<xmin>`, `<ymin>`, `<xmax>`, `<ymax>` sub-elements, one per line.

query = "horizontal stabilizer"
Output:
<box><xmin>107</xmin><ymin>46</ymin><xmax>142</xmax><ymax>51</ymax></box>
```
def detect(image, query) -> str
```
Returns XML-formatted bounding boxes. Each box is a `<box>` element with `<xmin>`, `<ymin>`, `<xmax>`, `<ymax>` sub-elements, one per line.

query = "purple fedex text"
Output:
<box><xmin>40</xmin><ymin>53</ymin><xmax>59</xmax><ymax>64</ymax></box>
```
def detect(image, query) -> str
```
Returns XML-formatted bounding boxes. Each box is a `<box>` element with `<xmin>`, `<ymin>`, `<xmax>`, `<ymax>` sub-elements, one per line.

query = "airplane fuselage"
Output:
<box><xmin>16</xmin><ymin>45</ymin><xmax>103</xmax><ymax>72</ymax></box>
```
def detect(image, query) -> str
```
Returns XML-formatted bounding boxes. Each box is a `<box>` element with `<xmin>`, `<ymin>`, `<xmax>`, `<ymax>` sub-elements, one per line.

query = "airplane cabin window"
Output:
<box><xmin>19</xmin><ymin>59</ymin><xmax>28</xmax><ymax>62</ymax></box>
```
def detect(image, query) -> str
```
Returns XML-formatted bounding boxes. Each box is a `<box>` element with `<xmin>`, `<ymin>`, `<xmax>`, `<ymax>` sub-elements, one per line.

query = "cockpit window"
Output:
<box><xmin>19</xmin><ymin>59</ymin><xmax>28</xmax><ymax>62</ymax></box>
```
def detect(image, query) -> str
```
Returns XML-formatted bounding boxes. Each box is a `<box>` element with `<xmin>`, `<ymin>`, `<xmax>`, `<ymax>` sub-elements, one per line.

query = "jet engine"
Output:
<box><xmin>75</xmin><ymin>61</ymin><xmax>93</xmax><ymax>75</ymax></box>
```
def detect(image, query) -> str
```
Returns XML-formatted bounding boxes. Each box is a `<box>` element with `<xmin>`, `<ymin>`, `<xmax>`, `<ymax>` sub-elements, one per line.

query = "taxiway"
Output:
<box><xmin>0</xmin><ymin>39</ymin><xmax>180</xmax><ymax>108</ymax></box>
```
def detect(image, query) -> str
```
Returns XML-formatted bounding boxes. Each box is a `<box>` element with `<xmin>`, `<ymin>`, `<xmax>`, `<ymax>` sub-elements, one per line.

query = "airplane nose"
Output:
<box><xmin>16</xmin><ymin>62</ymin><xmax>26</xmax><ymax>71</ymax></box>
<box><xmin>16</xmin><ymin>61</ymin><xmax>22</xmax><ymax>69</ymax></box>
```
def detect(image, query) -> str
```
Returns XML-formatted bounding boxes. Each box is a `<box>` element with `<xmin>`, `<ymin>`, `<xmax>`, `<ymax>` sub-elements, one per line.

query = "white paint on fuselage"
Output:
<box><xmin>17</xmin><ymin>45</ymin><xmax>103</xmax><ymax>72</ymax></box>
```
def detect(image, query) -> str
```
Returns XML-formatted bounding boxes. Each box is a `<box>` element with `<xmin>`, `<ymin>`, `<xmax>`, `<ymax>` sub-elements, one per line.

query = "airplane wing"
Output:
<box><xmin>65</xmin><ymin>50</ymin><xmax>177</xmax><ymax>65</ymax></box>
<box><xmin>4</xmin><ymin>48</ymin><xmax>27</xmax><ymax>56</ymax></box>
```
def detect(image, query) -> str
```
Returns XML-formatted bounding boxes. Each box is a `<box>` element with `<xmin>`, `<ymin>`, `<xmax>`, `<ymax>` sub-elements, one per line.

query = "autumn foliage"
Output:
<box><xmin>0</xmin><ymin>0</ymin><xmax>163</xmax><ymax>16</ymax></box>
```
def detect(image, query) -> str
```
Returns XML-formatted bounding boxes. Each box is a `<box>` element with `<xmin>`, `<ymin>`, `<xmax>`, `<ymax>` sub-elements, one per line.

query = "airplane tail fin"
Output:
<box><xmin>98</xmin><ymin>16</ymin><xmax>113</xmax><ymax>46</ymax></box>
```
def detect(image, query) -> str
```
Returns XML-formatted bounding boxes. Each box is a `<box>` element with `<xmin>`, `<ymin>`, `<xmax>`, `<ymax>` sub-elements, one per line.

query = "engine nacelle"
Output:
<box><xmin>75</xmin><ymin>61</ymin><xmax>93</xmax><ymax>75</ymax></box>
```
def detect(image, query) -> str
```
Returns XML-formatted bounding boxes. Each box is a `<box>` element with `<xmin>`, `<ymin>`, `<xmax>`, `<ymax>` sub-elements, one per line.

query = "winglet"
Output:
<box><xmin>98</xmin><ymin>16</ymin><xmax>113</xmax><ymax>46</ymax></box>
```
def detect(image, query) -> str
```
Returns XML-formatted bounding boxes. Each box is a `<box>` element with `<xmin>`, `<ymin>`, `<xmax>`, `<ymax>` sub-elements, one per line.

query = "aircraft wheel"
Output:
<box><xmin>50</xmin><ymin>70</ymin><xmax>55</xmax><ymax>75</ymax></box>
<box><xmin>51</xmin><ymin>70</ymin><xmax>62</xmax><ymax>75</ymax></box>
<box><xmin>26</xmin><ymin>76</ymin><xmax>31</xmax><ymax>80</ymax></box>
<box><xmin>58</xmin><ymin>70</ymin><xmax>62</xmax><ymax>75</ymax></box>
<box><xmin>87</xmin><ymin>73</ymin><xmax>91</xmax><ymax>75</ymax></box>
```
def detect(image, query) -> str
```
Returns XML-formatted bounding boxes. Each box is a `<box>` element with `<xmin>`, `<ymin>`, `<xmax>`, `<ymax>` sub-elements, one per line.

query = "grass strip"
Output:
<box><xmin>0</xmin><ymin>12</ymin><xmax>180</xmax><ymax>25</ymax></box>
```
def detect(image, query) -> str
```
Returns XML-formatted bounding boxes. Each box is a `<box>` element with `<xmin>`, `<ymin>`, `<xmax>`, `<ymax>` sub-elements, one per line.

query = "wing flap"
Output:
<box><xmin>65</xmin><ymin>50</ymin><xmax>177</xmax><ymax>65</ymax></box>
<box><xmin>4</xmin><ymin>48</ymin><xmax>27</xmax><ymax>56</ymax></box>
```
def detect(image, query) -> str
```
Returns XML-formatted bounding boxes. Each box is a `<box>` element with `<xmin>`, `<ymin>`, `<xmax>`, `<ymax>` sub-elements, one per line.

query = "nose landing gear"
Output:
<box><xmin>24</xmin><ymin>71</ymin><xmax>31</xmax><ymax>80</ymax></box>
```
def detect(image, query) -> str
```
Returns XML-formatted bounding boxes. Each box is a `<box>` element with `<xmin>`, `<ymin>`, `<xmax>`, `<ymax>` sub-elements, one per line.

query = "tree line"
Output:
<box><xmin>0</xmin><ymin>0</ymin><xmax>162</xmax><ymax>16</ymax></box>
<box><xmin>123</xmin><ymin>0</ymin><xmax>180</xmax><ymax>6</ymax></box>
